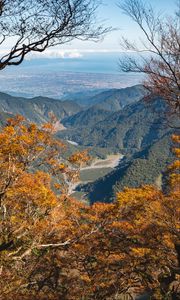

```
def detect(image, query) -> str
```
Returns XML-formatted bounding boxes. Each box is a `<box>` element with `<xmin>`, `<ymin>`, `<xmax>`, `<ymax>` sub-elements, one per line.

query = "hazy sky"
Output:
<box><xmin>1</xmin><ymin>0</ymin><xmax>178</xmax><ymax>59</ymax></box>
<box><xmin>0</xmin><ymin>0</ymin><xmax>178</xmax><ymax>92</ymax></box>
<box><xmin>54</xmin><ymin>0</ymin><xmax>177</xmax><ymax>53</ymax></box>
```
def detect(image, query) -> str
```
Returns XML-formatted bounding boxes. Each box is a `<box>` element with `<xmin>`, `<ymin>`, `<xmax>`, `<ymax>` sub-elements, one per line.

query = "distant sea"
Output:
<box><xmin>0</xmin><ymin>52</ymin><xmax>144</xmax><ymax>99</ymax></box>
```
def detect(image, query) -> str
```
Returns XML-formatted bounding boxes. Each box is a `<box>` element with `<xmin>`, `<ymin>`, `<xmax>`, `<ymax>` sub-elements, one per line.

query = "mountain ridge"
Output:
<box><xmin>59</xmin><ymin>96</ymin><xmax>169</xmax><ymax>154</ymax></box>
<box><xmin>0</xmin><ymin>92</ymin><xmax>81</xmax><ymax>124</ymax></box>
<box><xmin>78</xmin><ymin>132</ymin><xmax>173</xmax><ymax>203</ymax></box>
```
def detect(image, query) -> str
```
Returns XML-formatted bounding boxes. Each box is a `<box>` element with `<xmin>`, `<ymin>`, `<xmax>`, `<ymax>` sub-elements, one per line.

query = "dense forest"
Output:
<box><xmin>0</xmin><ymin>116</ymin><xmax>179</xmax><ymax>299</ymax></box>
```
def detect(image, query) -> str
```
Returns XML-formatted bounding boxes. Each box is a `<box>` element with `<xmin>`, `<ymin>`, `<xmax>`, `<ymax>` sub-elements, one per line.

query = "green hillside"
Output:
<box><xmin>78</xmin><ymin>133</ymin><xmax>174</xmax><ymax>204</ymax></box>
<box><xmin>91</xmin><ymin>84</ymin><xmax>147</xmax><ymax>111</ymax></box>
<box><xmin>0</xmin><ymin>92</ymin><xmax>81</xmax><ymax>124</ymax></box>
<box><xmin>62</xmin><ymin>106</ymin><xmax>112</xmax><ymax>128</ymax></box>
<box><xmin>59</xmin><ymin>96</ymin><xmax>169</xmax><ymax>154</ymax></box>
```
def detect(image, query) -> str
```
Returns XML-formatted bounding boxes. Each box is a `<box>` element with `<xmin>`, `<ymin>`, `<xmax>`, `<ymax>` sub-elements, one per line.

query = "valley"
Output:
<box><xmin>70</xmin><ymin>154</ymin><xmax>123</xmax><ymax>200</ymax></box>
<box><xmin>0</xmin><ymin>84</ymin><xmax>176</xmax><ymax>204</ymax></box>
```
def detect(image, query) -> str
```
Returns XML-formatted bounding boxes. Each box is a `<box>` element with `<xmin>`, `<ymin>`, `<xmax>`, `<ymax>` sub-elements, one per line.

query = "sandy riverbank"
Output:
<box><xmin>69</xmin><ymin>154</ymin><xmax>123</xmax><ymax>195</ymax></box>
<box><xmin>81</xmin><ymin>154</ymin><xmax>123</xmax><ymax>170</ymax></box>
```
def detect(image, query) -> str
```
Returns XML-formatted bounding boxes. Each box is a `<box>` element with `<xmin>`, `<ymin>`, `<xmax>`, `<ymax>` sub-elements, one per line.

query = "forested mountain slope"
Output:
<box><xmin>89</xmin><ymin>84</ymin><xmax>147</xmax><ymax>111</ymax></box>
<box><xmin>60</xmin><ymin>96</ymin><xmax>169</xmax><ymax>153</ymax></box>
<box><xmin>79</xmin><ymin>132</ymin><xmax>173</xmax><ymax>203</ymax></box>
<box><xmin>62</xmin><ymin>84</ymin><xmax>147</xmax><ymax>110</ymax></box>
<box><xmin>0</xmin><ymin>92</ymin><xmax>81</xmax><ymax>124</ymax></box>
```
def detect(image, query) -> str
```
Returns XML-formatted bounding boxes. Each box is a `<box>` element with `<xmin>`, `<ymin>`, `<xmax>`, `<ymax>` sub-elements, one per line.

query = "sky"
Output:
<box><xmin>0</xmin><ymin>0</ymin><xmax>178</xmax><ymax>60</ymax></box>
<box><xmin>0</xmin><ymin>0</ymin><xmax>178</xmax><ymax>95</ymax></box>
<box><xmin>36</xmin><ymin>0</ymin><xmax>177</xmax><ymax>58</ymax></box>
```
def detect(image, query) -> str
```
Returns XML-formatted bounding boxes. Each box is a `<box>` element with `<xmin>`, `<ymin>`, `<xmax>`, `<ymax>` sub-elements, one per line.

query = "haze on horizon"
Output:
<box><xmin>1</xmin><ymin>0</ymin><xmax>177</xmax><ymax>60</ymax></box>
<box><xmin>0</xmin><ymin>0</ymin><xmax>178</xmax><ymax>98</ymax></box>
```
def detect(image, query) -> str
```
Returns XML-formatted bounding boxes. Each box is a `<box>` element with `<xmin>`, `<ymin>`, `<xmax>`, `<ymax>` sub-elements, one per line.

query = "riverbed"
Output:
<box><xmin>70</xmin><ymin>154</ymin><xmax>123</xmax><ymax>197</ymax></box>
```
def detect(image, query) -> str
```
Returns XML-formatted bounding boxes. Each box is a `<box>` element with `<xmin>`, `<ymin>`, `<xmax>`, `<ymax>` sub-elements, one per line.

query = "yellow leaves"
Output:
<box><xmin>112</xmin><ymin>221</ymin><xmax>134</xmax><ymax>231</ymax></box>
<box><xmin>172</xmin><ymin>134</ymin><xmax>180</xmax><ymax>144</ymax></box>
<box><xmin>173</xmin><ymin>147</ymin><xmax>180</xmax><ymax>158</ymax></box>
<box><xmin>116</xmin><ymin>185</ymin><xmax>161</xmax><ymax>206</ymax></box>
<box><xmin>163</xmin><ymin>234</ymin><xmax>174</xmax><ymax>248</ymax></box>
<box><xmin>10</xmin><ymin>215</ymin><xmax>18</xmax><ymax>223</ymax></box>
<box><xmin>107</xmin><ymin>253</ymin><xmax>126</xmax><ymax>262</ymax></box>
<box><xmin>169</xmin><ymin>173</ymin><xmax>180</xmax><ymax>190</ymax></box>
<box><xmin>42</xmin><ymin>122</ymin><xmax>54</xmax><ymax>132</ymax></box>
<box><xmin>7</xmin><ymin>115</ymin><xmax>25</xmax><ymax>126</ymax></box>
<box><xmin>131</xmin><ymin>247</ymin><xmax>151</xmax><ymax>257</ymax></box>
<box><xmin>80</xmin><ymin>274</ymin><xmax>91</xmax><ymax>283</ymax></box>
<box><xmin>3</xmin><ymin>126</ymin><xmax>15</xmax><ymax>136</ymax></box>
<box><xmin>34</xmin><ymin>145</ymin><xmax>44</xmax><ymax>152</ymax></box>
<box><xmin>58</xmin><ymin>163</ymin><xmax>66</xmax><ymax>170</ymax></box>
<box><xmin>168</xmin><ymin>160</ymin><xmax>180</xmax><ymax>171</ymax></box>
<box><xmin>53</xmin><ymin>183</ymin><xmax>61</xmax><ymax>190</ymax></box>
<box><xmin>68</xmin><ymin>150</ymin><xmax>90</xmax><ymax>166</ymax></box>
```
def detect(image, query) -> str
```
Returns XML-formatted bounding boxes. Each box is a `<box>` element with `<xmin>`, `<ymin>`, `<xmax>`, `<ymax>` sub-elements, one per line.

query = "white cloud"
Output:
<box><xmin>26</xmin><ymin>49</ymin><xmax>83</xmax><ymax>60</ymax></box>
<box><xmin>25</xmin><ymin>48</ymin><xmax>123</xmax><ymax>60</ymax></box>
<box><xmin>0</xmin><ymin>47</ymin><xmax>128</xmax><ymax>61</ymax></box>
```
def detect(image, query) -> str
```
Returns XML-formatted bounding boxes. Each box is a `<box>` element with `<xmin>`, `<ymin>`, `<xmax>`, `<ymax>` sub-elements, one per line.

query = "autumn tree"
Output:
<box><xmin>0</xmin><ymin>116</ymin><xmax>91</xmax><ymax>298</ymax></box>
<box><xmin>118</xmin><ymin>0</ymin><xmax>180</xmax><ymax>116</ymax></box>
<box><xmin>0</xmin><ymin>116</ymin><xmax>179</xmax><ymax>299</ymax></box>
<box><xmin>0</xmin><ymin>0</ymin><xmax>109</xmax><ymax>70</ymax></box>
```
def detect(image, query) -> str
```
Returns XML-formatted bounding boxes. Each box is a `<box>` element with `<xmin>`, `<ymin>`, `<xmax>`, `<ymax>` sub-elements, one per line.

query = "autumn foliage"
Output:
<box><xmin>0</xmin><ymin>117</ymin><xmax>179</xmax><ymax>299</ymax></box>
<box><xmin>119</xmin><ymin>0</ymin><xmax>180</xmax><ymax>117</ymax></box>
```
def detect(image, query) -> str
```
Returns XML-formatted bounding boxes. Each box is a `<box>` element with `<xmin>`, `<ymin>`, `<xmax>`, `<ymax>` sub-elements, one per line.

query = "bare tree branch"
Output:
<box><xmin>118</xmin><ymin>0</ymin><xmax>180</xmax><ymax>117</ymax></box>
<box><xmin>0</xmin><ymin>0</ymin><xmax>111</xmax><ymax>70</ymax></box>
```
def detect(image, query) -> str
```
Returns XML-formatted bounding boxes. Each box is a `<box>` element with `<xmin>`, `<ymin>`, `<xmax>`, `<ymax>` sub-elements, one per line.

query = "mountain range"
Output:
<box><xmin>62</xmin><ymin>84</ymin><xmax>147</xmax><ymax>110</ymax></box>
<box><xmin>0</xmin><ymin>92</ymin><xmax>81</xmax><ymax>124</ymax></box>
<box><xmin>0</xmin><ymin>85</ymin><xmax>175</xmax><ymax>203</ymax></box>
<box><xmin>59</xmin><ymin>96</ymin><xmax>170</xmax><ymax>154</ymax></box>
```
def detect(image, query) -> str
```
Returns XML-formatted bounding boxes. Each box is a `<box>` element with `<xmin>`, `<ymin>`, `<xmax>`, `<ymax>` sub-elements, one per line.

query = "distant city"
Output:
<box><xmin>0</xmin><ymin>53</ymin><xmax>144</xmax><ymax>99</ymax></box>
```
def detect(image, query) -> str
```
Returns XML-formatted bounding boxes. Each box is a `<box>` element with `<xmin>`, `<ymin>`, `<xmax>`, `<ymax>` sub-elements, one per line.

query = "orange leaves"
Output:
<box><xmin>58</xmin><ymin>163</ymin><xmax>66</xmax><ymax>170</ymax></box>
<box><xmin>7</xmin><ymin>115</ymin><xmax>25</xmax><ymax>126</ymax></box>
<box><xmin>80</xmin><ymin>274</ymin><xmax>91</xmax><ymax>283</ymax></box>
<box><xmin>169</xmin><ymin>173</ymin><xmax>180</xmax><ymax>191</ymax></box>
<box><xmin>42</xmin><ymin>122</ymin><xmax>55</xmax><ymax>133</ymax></box>
<box><xmin>0</xmin><ymin>115</ymin><xmax>65</xmax><ymax>177</ymax></box>
<box><xmin>163</xmin><ymin>234</ymin><xmax>175</xmax><ymax>248</ymax></box>
<box><xmin>107</xmin><ymin>253</ymin><xmax>126</xmax><ymax>262</ymax></box>
<box><xmin>0</xmin><ymin>117</ymin><xmax>180</xmax><ymax>299</ymax></box>
<box><xmin>172</xmin><ymin>134</ymin><xmax>180</xmax><ymax>144</ymax></box>
<box><xmin>173</xmin><ymin>147</ymin><xmax>180</xmax><ymax>158</ymax></box>
<box><xmin>168</xmin><ymin>160</ymin><xmax>180</xmax><ymax>171</ymax></box>
<box><xmin>116</xmin><ymin>185</ymin><xmax>163</xmax><ymax>229</ymax></box>
<box><xmin>112</xmin><ymin>220</ymin><xmax>134</xmax><ymax>232</ymax></box>
<box><xmin>6</xmin><ymin>171</ymin><xmax>57</xmax><ymax>219</ymax></box>
<box><xmin>0</xmin><ymin>116</ymin><xmax>79</xmax><ymax>200</ymax></box>
<box><xmin>131</xmin><ymin>247</ymin><xmax>151</xmax><ymax>257</ymax></box>
<box><xmin>68</xmin><ymin>150</ymin><xmax>90</xmax><ymax>167</ymax></box>
<box><xmin>117</xmin><ymin>185</ymin><xmax>161</xmax><ymax>206</ymax></box>
<box><xmin>0</xmin><ymin>117</ymin><xmax>42</xmax><ymax>163</ymax></box>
